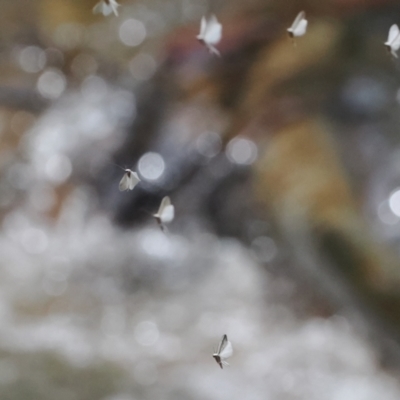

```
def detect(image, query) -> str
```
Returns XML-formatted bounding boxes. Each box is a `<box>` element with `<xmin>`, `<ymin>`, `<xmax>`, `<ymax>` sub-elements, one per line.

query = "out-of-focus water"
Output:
<box><xmin>0</xmin><ymin>87</ymin><xmax>396</xmax><ymax>398</ymax></box>
<box><xmin>0</xmin><ymin>0</ymin><xmax>400</xmax><ymax>399</ymax></box>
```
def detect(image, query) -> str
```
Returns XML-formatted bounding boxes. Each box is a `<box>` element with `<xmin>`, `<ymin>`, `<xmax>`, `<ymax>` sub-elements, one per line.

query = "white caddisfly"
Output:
<box><xmin>213</xmin><ymin>334</ymin><xmax>233</xmax><ymax>369</ymax></box>
<box><xmin>119</xmin><ymin>169</ymin><xmax>141</xmax><ymax>191</ymax></box>
<box><xmin>197</xmin><ymin>14</ymin><xmax>223</xmax><ymax>57</ymax></box>
<box><xmin>385</xmin><ymin>24</ymin><xmax>400</xmax><ymax>58</ymax></box>
<box><xmin>93</xmin><ymin>0</ymin><xmax>120</xmax><ymax>17</ymax></box>
<box><xmin>287</xmin><ymin>11</ymin><xmax>308</xmax><ymax>42</ymax></box>
<box><xmin>153</xmin><ymin>196</ymin><xmax>175</xmax><ymax>232</ymax></box>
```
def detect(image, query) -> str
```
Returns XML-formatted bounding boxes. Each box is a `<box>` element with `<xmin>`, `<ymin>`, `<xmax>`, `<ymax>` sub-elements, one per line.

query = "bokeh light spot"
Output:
<box><xmin>18</xmin><ymin>46</ymin><xmax>46</xmax><ymax>73</ymax></box>
<box><xmin>37</xmin><ymin>69</ymin><xmax>66</xmax><ymax>99</ymax></box>
<box><xmin>45</xmin><ymin>153</ymin><xmax>72</xmax><ymax>184</ymax></box>
<box><xmin>119</xmin><ymin>19</ymin><xmax>146</xmax><ymax>47</ymax></box>
<box><xmin>134</xmin><ymin>320</ymin><xmax>159</xmax><ymax>347</ymax></box>
<box><xmin>21</xmin><ymin>228</ymin><xmax>48</xmax><ymax>254</ymax></box>
<box><xmin>138</xmin><ymin>152</ymin><xmax>165</xmax><ymax>181</ymax></box>
<box><xmin>226</xmin><ymin>137</ymin><xmax>258</xmax><ymax>165</ymax></box>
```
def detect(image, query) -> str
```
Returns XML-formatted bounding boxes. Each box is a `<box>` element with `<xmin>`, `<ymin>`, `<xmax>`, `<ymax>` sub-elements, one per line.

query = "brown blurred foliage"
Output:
<box><xmin>156</xmin><ymin>0</ymin><xmax>400</xmax><ymax>361</ymax></box>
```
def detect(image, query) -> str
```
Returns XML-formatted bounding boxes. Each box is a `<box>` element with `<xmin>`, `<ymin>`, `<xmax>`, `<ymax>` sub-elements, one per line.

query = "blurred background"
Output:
<box><xmin>2</xmin><ymin>0</ymin><xmax>400</xmax><ymax>399</ymax></box>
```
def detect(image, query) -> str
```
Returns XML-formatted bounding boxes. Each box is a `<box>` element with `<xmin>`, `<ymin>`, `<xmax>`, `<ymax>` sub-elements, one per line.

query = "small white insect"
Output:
<box><xmin>287</xmin><ymin>11</ymin><xmax>308</xmax><ymax>39</ymax></box>
<box><xmin>153</xmin><ymin>196</ymin><xmax>175</xmax><ymax>231</ymax></box>
<box><xmin>385</xmin><ymin>24</ymin><xmax>400</xmax><ymax>58</ymax></box>
<box><xmin>197</xmin><ymin>14</ymin><xmax>223</xmax><ymax>57</ymax></box>
<box><xmin>119</xmin><ymin>169</ymin><xmax>141</xmax><ymax>191</ymax></box>
<box><xmin>93</xmin><ymin>0</ymin><xmax>120</xmax><ymax>17</ymax></box>
<box><xmin>213</xmin><ymin>334</ymin><xmax>233</xmax><ymax>369</ymax></box>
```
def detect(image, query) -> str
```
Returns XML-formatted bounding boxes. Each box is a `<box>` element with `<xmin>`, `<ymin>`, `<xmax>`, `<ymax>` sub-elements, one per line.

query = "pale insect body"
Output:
<box><xmin>119</xmin><ymin>169</ymin><xmax>141</xmax><ymax>191</ymax></box>
<box><xmin>153</xmin><ymin>196</ymin><xmax>175</xmax><ymax>231</ymax></box>
<box><xmin>197</xmin><ymin>14</ymin><xmax>223</xmax><ymax>57</ymax></box>
<box><xmin>213</xmin><ymin>334</ymin><xmax>233</xmax><ymax>369</ymax></box>
<box><xmin>287</xmin><ymin>11</ymin><xmax>308</xmax><ymax>39</ymax></box>
<box><xmin>385</xmin><ymin>24</ymin><xmax>400</xmax><ymax>58</ymax></box>
<box><xmin>93</xmin><ymin>0</ymin><xmax>120</xmax><ymax>17</ymax></box>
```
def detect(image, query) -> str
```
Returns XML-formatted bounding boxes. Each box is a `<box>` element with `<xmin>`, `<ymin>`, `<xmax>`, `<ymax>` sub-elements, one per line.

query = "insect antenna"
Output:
<box><xmin>109</xmin><ymin>161</ymin><xmax>128</xmax><ymax>172</ymax></box>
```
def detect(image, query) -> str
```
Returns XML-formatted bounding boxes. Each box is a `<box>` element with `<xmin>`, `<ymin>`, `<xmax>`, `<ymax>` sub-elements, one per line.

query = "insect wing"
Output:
<box><xmin>128</xmin><ymin>171</ymin><xmax>141</xmax><ymax>190</ymax></box>
<box><xmin>119</xmin><ymin>172</ymin><xmax>130</xmax><ymax>191</ymax></box>
<box><xmin>161</xmin><ymin>205</ymin><xmax>174</xmax><ymax>224</ymax></box>
<box><xmin>198</xmin><ymin>16</ymin><xmax>207</xmax><ymax>38</ymax></box>
<box><xmin>204</xmin><ymin>15</ymin><xmax>222</xmax><ymax>45</ymax></box>
<box><xmin>213</xmin><ymin>335</ymin><xmax>232</xmax><ymax>369</ymax></box>
<box><xmin>293</xmin><ymin>19</ymin><xmax>307</xmax><ymax>37</ymax></box>
<box><xmin>93</xmin><ymin>1</ymin><xmax>112</xmax><ymax>16</ymax></box>
<box><xmin>291</xmin><ymin>11</ymin><xmax>305</xmax><ymax>31</ymax></box>
<box><xmin>216</xmin><ymin>334</ymin><xmax>227</xmax><ymax>354</ymax></box>
<box><xmin>387</xmin><ymin>24</ymin><xmax>400</xmax><ymax>45</ymax></box>
<box><xmin>213</xmin><ymin>354</ymin><xmax>223</xmax><ymax>369</ymax></box>
<box><xmin>219</xmin><ymin>339</ymin><xmax>233</xmax><ymax>360</ymax></box>
<box><xmin>119</xmin><ymin>169</ymin><xmax>140</xmax><ymax>191</ymax></box>
<box><xmin>390</xmin><ymin>31</ymin><xmax>400</xmax><ymax>54</ymax></box>
<box><xmin>93</xmin><ymin>1</ymin><xmax>105</xmax><ymax>14</ymax></box>
<box><xmin>109</xmin><ymin>0</ymin><xmax>119</xmax><ymax>16</ymax></box>
<box><xmin>157</xmin><ymin>196</ymin><xmax>171</xmax><ymax>214</ymax></box>
<box><xmin>154</xmin><ymin>197</ymin><xmax>174</xmax><ymax>224</ymax></box>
